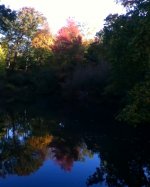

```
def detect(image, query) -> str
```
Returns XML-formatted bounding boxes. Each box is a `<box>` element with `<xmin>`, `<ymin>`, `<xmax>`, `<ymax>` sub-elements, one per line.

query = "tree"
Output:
<box><xmin>98</xmin><ymin>7</ymin><xmax>150</xmax><ymax>94</ymax></box>
<box><xmin>117</xmin><ymin>78</ymin><xmax>150</xmax><ymax>124</ymax></box>
<box><xmin>32</xmin><ymin>26</ymin><xmax>53</xmax><ymax>51</ymax></box>
<box><xmin>52</xmin><ymin>18</ymin><xmax>84</xmax><ymax>65</ymax></box>
<box><xmin>0</xmin><ymin>45</ymin><xmax>7</xmax><ymax>75</ymax></box>
<box><xmin>0</xmin><ymin>4</ymin><xmax>16</xmax><ymax>33</ymax></box>
<box><xmin>31</xmin><ymin>26</ymin><xmax>53</xmax><ymax>65</ymax></box>
<box><xmin>2</xmin><ymin>7</ymin><xmax>47</xmax><ymax>70</ymax></box>
<box><xmin>93</xmin><ymin>0</ymin><xmax>150</xmax><ymax>124</ymax></box>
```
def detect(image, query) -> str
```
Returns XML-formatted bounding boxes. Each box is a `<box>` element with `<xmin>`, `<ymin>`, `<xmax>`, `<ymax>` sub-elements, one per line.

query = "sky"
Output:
<box><xmin>0</xmin><ymin>0</ymin><xmax>125</xmax><ymax>38</ymax></box>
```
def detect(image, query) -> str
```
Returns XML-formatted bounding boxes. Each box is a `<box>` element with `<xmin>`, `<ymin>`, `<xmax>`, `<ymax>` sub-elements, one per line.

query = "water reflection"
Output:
<box><xmin>0</xmin><ymin>103</ymin><xmax>150</xmax><ymax>187</ymax></box>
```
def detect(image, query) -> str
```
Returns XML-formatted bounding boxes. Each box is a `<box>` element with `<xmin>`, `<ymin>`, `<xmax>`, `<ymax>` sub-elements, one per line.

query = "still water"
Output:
<box><xmin>0</xmin><ymin>100</ymin><xmax>149</xmax><ymax>187</ymax></box>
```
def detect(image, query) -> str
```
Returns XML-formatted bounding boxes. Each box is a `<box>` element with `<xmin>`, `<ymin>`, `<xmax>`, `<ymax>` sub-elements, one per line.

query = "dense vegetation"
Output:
<box><xmin>0</xmin><ymin>0</ymin><xmax>149</xmax><ymax>125</ymax></box>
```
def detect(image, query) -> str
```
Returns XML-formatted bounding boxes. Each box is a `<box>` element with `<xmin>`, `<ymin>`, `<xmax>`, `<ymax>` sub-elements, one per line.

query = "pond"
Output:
<box><xmin>0</xmin><ymin>100</ymin><xmax>149</xmax><ymax>187</ymax></box>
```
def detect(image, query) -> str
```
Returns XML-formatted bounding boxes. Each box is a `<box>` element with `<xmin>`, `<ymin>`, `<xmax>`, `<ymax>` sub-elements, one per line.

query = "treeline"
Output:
<box><xmin>0</xmin><ymin>0</ymin><xmax>149</xmax><ymax>125</ymax></box>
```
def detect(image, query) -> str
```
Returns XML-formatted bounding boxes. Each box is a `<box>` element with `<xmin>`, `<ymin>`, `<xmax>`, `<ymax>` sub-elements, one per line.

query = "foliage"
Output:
<box><xmin>98</xmin><ymin>13</ymin><xmax>149</xmax><ymax>94</ymax></box>
<box><xmin>32</xmin><ymin>26</ymin><xmax>53</xmax><ymax>51</ymax></box>
<box><xmin>0</xmin><ymin>2</ymin><xmax>149</xmax><ymax>125</ymax></box>
<box><xmin>31</xmin><ymin>27</ymin><xmax>53</xmax><ymax>65</ymax></box>
<box><xmin>29</xmin><ymin>67</ymin><xmax>59</xmax><ymax>95</ymax></box>
<box><xmin>85</xmin><ymin>40</ymin><xmax>104</xmax><ymax>64</ymax></box>
<box><xmin>93</xmin><ymin>0</ymin><xmax>150</xmax><ymax>124</ymax></box>
<box><xmin>52</xmin><ymin>18</ymin><xmax>84</xmax><ymax>66</ymax></box>
<box><xmin>0</xmin><ymin>45</ymin><xmax>6</xmax><ymax>75</ymax></box>
<box><xmin>117</xmin><ymin>79</ymin><xmax>150</xmax><ymax>124</ymax></box>
<box><xmin>2</xmin><ymin>7</ymin><xmax>47</xmax><ymax>70</ymax></box>
<box><xmin>0</xmin><ymin>4</ymin><xmax>16</xmax><ymax>33</ymax></box>
<box><xmin>62</xmin><ymin>63</ymin><xmax>109</xmax><ymax>101</ymax></box>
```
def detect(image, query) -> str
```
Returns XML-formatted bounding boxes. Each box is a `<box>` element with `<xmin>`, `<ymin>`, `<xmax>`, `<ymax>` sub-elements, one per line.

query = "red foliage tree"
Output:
<box><xmin>52</xmin><ymin>18</ymin><xmax>84</xmax><ymax>64</ymax></box>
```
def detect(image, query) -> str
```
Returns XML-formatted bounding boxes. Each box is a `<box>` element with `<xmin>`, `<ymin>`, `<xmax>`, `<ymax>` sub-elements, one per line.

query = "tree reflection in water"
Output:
<box><xmin>0</xmin><ymin>103</ymin><xmax>150</xmax><ymax>187</ymax></box>
<box><xmin>0</xmin><ymin>106</ymin><xmax>93</xmax><ymax>177</ymax></box>
<box><xmin>48</xmin><ymin>138</ymin><xmax>92</xmax><ymax>171</ymax></box>
<box><xmin>84</xmin><ymin>126</ymin><xmax>150</xmax><ymax>187</ymax></box>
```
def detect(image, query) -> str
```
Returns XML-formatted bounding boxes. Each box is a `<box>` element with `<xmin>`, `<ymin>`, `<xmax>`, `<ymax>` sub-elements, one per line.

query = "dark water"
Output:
<box><xmin>0</xmin><ymin>100</ymin><xmax>150</xmax><ymax>187</ymax></box>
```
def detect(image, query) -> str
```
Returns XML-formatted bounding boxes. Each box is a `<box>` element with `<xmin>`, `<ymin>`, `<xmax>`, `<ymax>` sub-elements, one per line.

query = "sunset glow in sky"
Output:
<box><xmin>1</xmin><ymin>0</ymin><xmax>125</xmax><ymax>38</ymax></box>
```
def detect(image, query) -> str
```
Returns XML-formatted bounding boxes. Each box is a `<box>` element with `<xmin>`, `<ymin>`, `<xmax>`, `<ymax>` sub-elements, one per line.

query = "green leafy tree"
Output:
<box><xmin>2</xmin><ymin>7</ymin><xmax>47</xmax><ymax>70</ymax></box>
<box><xmin>0</xmin><ymin>4</ymin><xmax>16</xmax><ymax>33</ymax></box>
<box><xmin>117</xmin><ymin>78</ymin><xmax>150</xmax><ymax>124</ymax></box>
<box><xmin>98</xmin><ymin>0</ymin><xmax>150</xmax><ymax>93</ymax></box>
<box><xmin>93</xmin><ymin>0</ymin><xmax>150</xmax><ymax>124</ymax></box>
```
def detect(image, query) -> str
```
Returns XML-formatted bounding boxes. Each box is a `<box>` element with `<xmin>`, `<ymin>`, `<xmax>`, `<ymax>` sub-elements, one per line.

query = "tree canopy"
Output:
<box><xmin>0</xmin><ymin>4</ymin><xmax>16</xmax><ymax>33</ymax></box>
